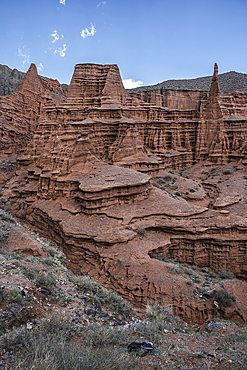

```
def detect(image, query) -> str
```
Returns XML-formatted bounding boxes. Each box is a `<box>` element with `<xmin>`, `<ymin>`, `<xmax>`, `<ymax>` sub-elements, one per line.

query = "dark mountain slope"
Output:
<box><xmin>127</xmin><ymin>71</ymin><xmax>247</xmax><ymax>95</ymax></box>
<box><xmin>0</xmin><ymin>64</ymin><xmax>25</xmax><ymax>95</ymax></box>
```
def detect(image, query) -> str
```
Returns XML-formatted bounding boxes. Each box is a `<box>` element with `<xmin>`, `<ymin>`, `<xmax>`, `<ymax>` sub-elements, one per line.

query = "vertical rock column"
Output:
<box><xmin>195</xmin><ymin>63</ymin><xmax>229</xmax><ymax>163</ymax></box>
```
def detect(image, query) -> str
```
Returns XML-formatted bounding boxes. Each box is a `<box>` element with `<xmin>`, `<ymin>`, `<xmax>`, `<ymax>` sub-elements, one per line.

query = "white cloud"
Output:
<box><xmin>122</xmin><ymin>78</ymin><xmax>143</xmax><ymax>89</ymax></box>
<box><xmin>37</xmin><ymin>63</ymin><xmax>44</xmax><ymax>73</ymax></box>
<box><xmin>17</xmin><ymin>45</ymin><xmax>30</xmax><ymax>67</ymax></box>
<box><xmin>51</xmin><ymin>30</ymin><xmax>59</xmax><ymax>43</ymax></box>
<box><xmin>97</xmin><ymin>1</ymin><xmax>106</xmax><ymax>7</ymax></box>
<box><xmin>60</xmin><ymin>0</ymin><xmax>66</xmax><ymax>5</ymax></box>
<box><xmin>81</xmin><ymin>24</ymin><xmax>96</xmax><ymax>39</ymax></box>
<box><xmin>54</xmin><ymin>44</ymin><xmax>67</xmax><ymax>57</ymax></box>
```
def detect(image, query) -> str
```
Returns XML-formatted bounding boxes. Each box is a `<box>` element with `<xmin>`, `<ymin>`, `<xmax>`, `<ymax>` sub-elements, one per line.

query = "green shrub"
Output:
<box><xmin>41</xmin><ymin>313</ymin><xmax>73</xmax><ymax>338</ymax></box>
<box><xmin>218</xmin><ymin>270</ymin><xmax>235</xmax><ymax>279</ymax></box>
<box><xmin>135</xmin><ymin>309</ymin><xmax>186</xmax><ymax>343</ymax></box>
<box><xmin>35</xmin><ymin>272</ymin><xmax>57</xmax><ymax>291</ymax></box>
<box><xmin>0</xmin><ymin>222</ymin><xmax>9</xmax><ymax>244</ymax></box>
<box><xmin>136</xmin><ymin>227</ymin><xmax>146</xmax><ymax>236</ymax></box>
<box><xmin>215</xmin><ymin>289</ymin><xmax>236</xmax><ymax>307</ymax></box>
<box><xmin>85</xmin><ymin>323</ymin><xmax>134</xmax><ymax>346</ymax></box>
<box><xmin>2</xmin><ymin>326</ymin><xmax>30</xmax><ymax>350</ymax></box>
<box><xmin>223</xmin><ymin>169</ymin><xmax>231</xmax><ymax>175</ymax></box>
<box><xmin>162</xmin><ymin>175</ymin><xmax>172</xmax><ymax>182</ymax></box>
<box><xmin>18</xmin><ymin>209</ymin><xmax>27</xmax><ymax>219</ymax></box>
<box><xmin>146</xmin><ymin>301</ymin><xmax>173</xmax><ymax>322</ymax></box>
<box><xmin>23</xmin><ymin>267</ymin><xmax>39</xmax><ymax>280</ymax></box>
<box><xmin>11</xmin><ymin>314</ymin><xmax>138</xmax><ymax>370</ymax></box>
<box><xmin>13</xmin><ymin>340</ymin><xmax>137</xmax><ymax>370</ymax></box>
<box><xmin>9</xmin><ymin>289</ymin><xmax>24</xmax><ymax>305</ymax></box>
<box><xmin>41</xmin><ymin>257</ymin><xmax>54</xmax><ymax>266</ymax></box>
<box><xmin>75</xmin><ymin>275</ymin><xmax>131</xmax><ymax>317</ymax></box>
<box><xmin>183</xmin><ymin>266</ymin><xmax>194</xmax><ymax>277</ymax></box>
<box><xmin>0</xmin><ymin>286</ymin><xmax>5</xmax><ymax>306</ymax></box>
<box><xmin>106</xmin><ymin>291</ymin><xmax>131</xmax><ymax>317</ymax></box>
<box><xmin>193</xmin><ymin>275</ymin><xmax>201</xmax><ymax>283</ymax></box>
<box><xmin>0</xmin><ymin>209</ymin><xmax>16</xmax><ymax>223</ymax></box>
<box><xmin>167</xmin><ymin>263</ymin><xmax>181</xmax><ymax>274</ymax></box>
<box><xmin>135</xmin><ymin>321</ymin><xmax>163</xmax><ymax>343</ymax></box>
<box><xmin>151</xmin><ymin>253</ymin><xmax>168</xmax><ymax>262</ymax></box>
<box><xmin>74</xmin><ymin>275</ymin><xmax>98</xmax><ymax>292</ymax></box>
<box><xmin>226</xmin><ymin>330</ymin><xmax>247</xmax><ymax>343</ymax></box>
<box><xmin>207</xmin><ymin>271</ymin><xmax>217</xmax><ymax>279</ymax></box>
<box><xmin>46</xmin><ymin>246</ymin><xmax>57</xmax><ymax>257</ymax></box>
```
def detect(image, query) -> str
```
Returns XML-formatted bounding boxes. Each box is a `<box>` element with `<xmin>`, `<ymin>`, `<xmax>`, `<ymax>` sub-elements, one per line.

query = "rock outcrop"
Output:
<box><xmin>0</xmin><ymin>64</ymin><xmax>25</xmax><ymax>96</ymax></box>
<box><xmin>1</xmin><ymin>62</ymin><xmax>247</xmax><ymax>324</ymax></box>
<box><xmin>0</xmin><ymin>64</ymin><xmax>66</xmax><ymax>155</ymax></box>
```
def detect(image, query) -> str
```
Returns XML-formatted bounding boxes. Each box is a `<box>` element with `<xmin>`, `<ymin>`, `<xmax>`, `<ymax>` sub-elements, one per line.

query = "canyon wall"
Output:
<box><xmin>1</xmin><ymin>62</ymin><xmax>247</xmax><ymax>324</ymax></box>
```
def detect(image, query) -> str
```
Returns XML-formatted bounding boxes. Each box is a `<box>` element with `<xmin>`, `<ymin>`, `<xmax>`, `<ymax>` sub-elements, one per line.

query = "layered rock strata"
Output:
<box><xmin>2</xmin><ymin>62</ymin><xmax>247</xmax><ymax>324</ymax></box>
<box><xmin>0</xmin><ymin>64</ymin><xmax>66</xmax><ymax>155</ymax></box>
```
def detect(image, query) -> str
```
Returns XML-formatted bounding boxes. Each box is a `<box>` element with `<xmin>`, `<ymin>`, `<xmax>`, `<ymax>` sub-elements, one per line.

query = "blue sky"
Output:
<box><xmin>1</xmin><ymin>0</ymin><xmax>247</xmax><ymax>88</ymax></box>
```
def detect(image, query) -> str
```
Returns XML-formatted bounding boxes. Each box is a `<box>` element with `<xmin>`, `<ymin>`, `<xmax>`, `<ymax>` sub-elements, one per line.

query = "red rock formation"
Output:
<box><xmin>128</xmin><ymin>89</ymin><xmax>208</xmax><ymax>110</ymax></box>
<box><xmin>2</xmin><ymin>62</ymin><xmax>247</xmax><ymax>324</ymax></box>
<box><xmin>195</xmin><ymin>64</ymin><xmax>247</xmax><ymax>164</ymax></box>
<box><xmin>67</xmin><ymin>63</ymin><xmax>130</xmax><ymax>107</ymax></box>
<box><xmin>0</xmin><ymin>64</ymin><xmax>66</xmax><ymax>155</ymax></box>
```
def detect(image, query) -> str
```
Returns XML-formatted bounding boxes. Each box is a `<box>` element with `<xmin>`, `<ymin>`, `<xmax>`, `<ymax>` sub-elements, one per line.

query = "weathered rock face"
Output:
<box><xmin>0</xmin><ymin>64</ymin><xmax>66</xmax><ymax>155</ymax></box>
<box><xmin>67</xmin><ymin>63</ymin><xmax>130</xmax><ymax>107</ymax></box>
<box><xmin>195</xmin><ymin>64</ymin><xmax>247</xmax><ymax>164</ymax></box>
<box><xmin>128</xmin><ymin>89</ymin><xmax>208</xmax><ymax>110</ymax></box>
<box><xmin>2</xmin><ymin>62</ymin><xmax>247</xmax><ymax>324</ymax></box>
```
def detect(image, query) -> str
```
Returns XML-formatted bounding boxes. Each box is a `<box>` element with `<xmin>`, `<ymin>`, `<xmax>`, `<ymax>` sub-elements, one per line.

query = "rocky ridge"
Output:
<box><xmin>127</xmin><ymin>70</ymin><xmax>247</xmax><ymax>95</ymax></box>
<box><xmin>0</xmin><ymin>65</ymin><xmax>25</xmax><ymax>96</ymax></box>
<box><xmin>0</xmin><ymin>63</ymin><xmax>69</xmax><ymax>96</ymax></box>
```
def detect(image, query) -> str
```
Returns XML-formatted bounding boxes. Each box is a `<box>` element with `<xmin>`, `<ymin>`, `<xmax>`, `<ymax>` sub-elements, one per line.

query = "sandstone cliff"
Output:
<box><xmin>0</xmin><ymin>63</ymin><xmax>67</xmax><ymax>155</ymax></box>
<box><xmin>1</xmin><ymin>62</ymin><xmax>247</xmax><ymax>324</ymax></box>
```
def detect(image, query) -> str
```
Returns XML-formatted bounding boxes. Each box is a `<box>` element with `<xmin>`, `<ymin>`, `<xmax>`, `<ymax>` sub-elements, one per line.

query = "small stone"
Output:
<box><xmin>40</xmin><ymin>287</ymin><xmax>51</xmax><ymax>295</ymax></box>
<box><xmin>27</xmin><ymin>323</ymin><xmax>33</xmax><ymax>329</ymax></box>
<box><xmin>85</xmin><ymin>307</ymin><xmax>97</xmax><ymax>317</ymax></box>
<box><xmin>97</xmin><ymin>312</ymin><xmax>110</xmax><ymax>321</ymax></box>
<box><xmin>24</xmin><ymin>296</ymin><xmax>33</xmax><ymax>301</ymax></box>
<box><xmin>203</xmin><ymin>289</ymin><xmax>217</xmax><ymax>298</ymax></box>
<box><xmin>113</xmin><ymin>316</ymin><xmax>122</xmax><ymax>325</ymax></box>
<box><xmin>83</xmin><ymin>314</ymin><xmax>89</xmax><ymax>322</ymax></box>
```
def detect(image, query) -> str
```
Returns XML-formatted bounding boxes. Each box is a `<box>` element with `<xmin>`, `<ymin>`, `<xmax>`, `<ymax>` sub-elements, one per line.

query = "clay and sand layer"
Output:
<box><xmin>1</xmin><ymin>62</ymin><xmax>247</xmax><ymax>324</ymax></box>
